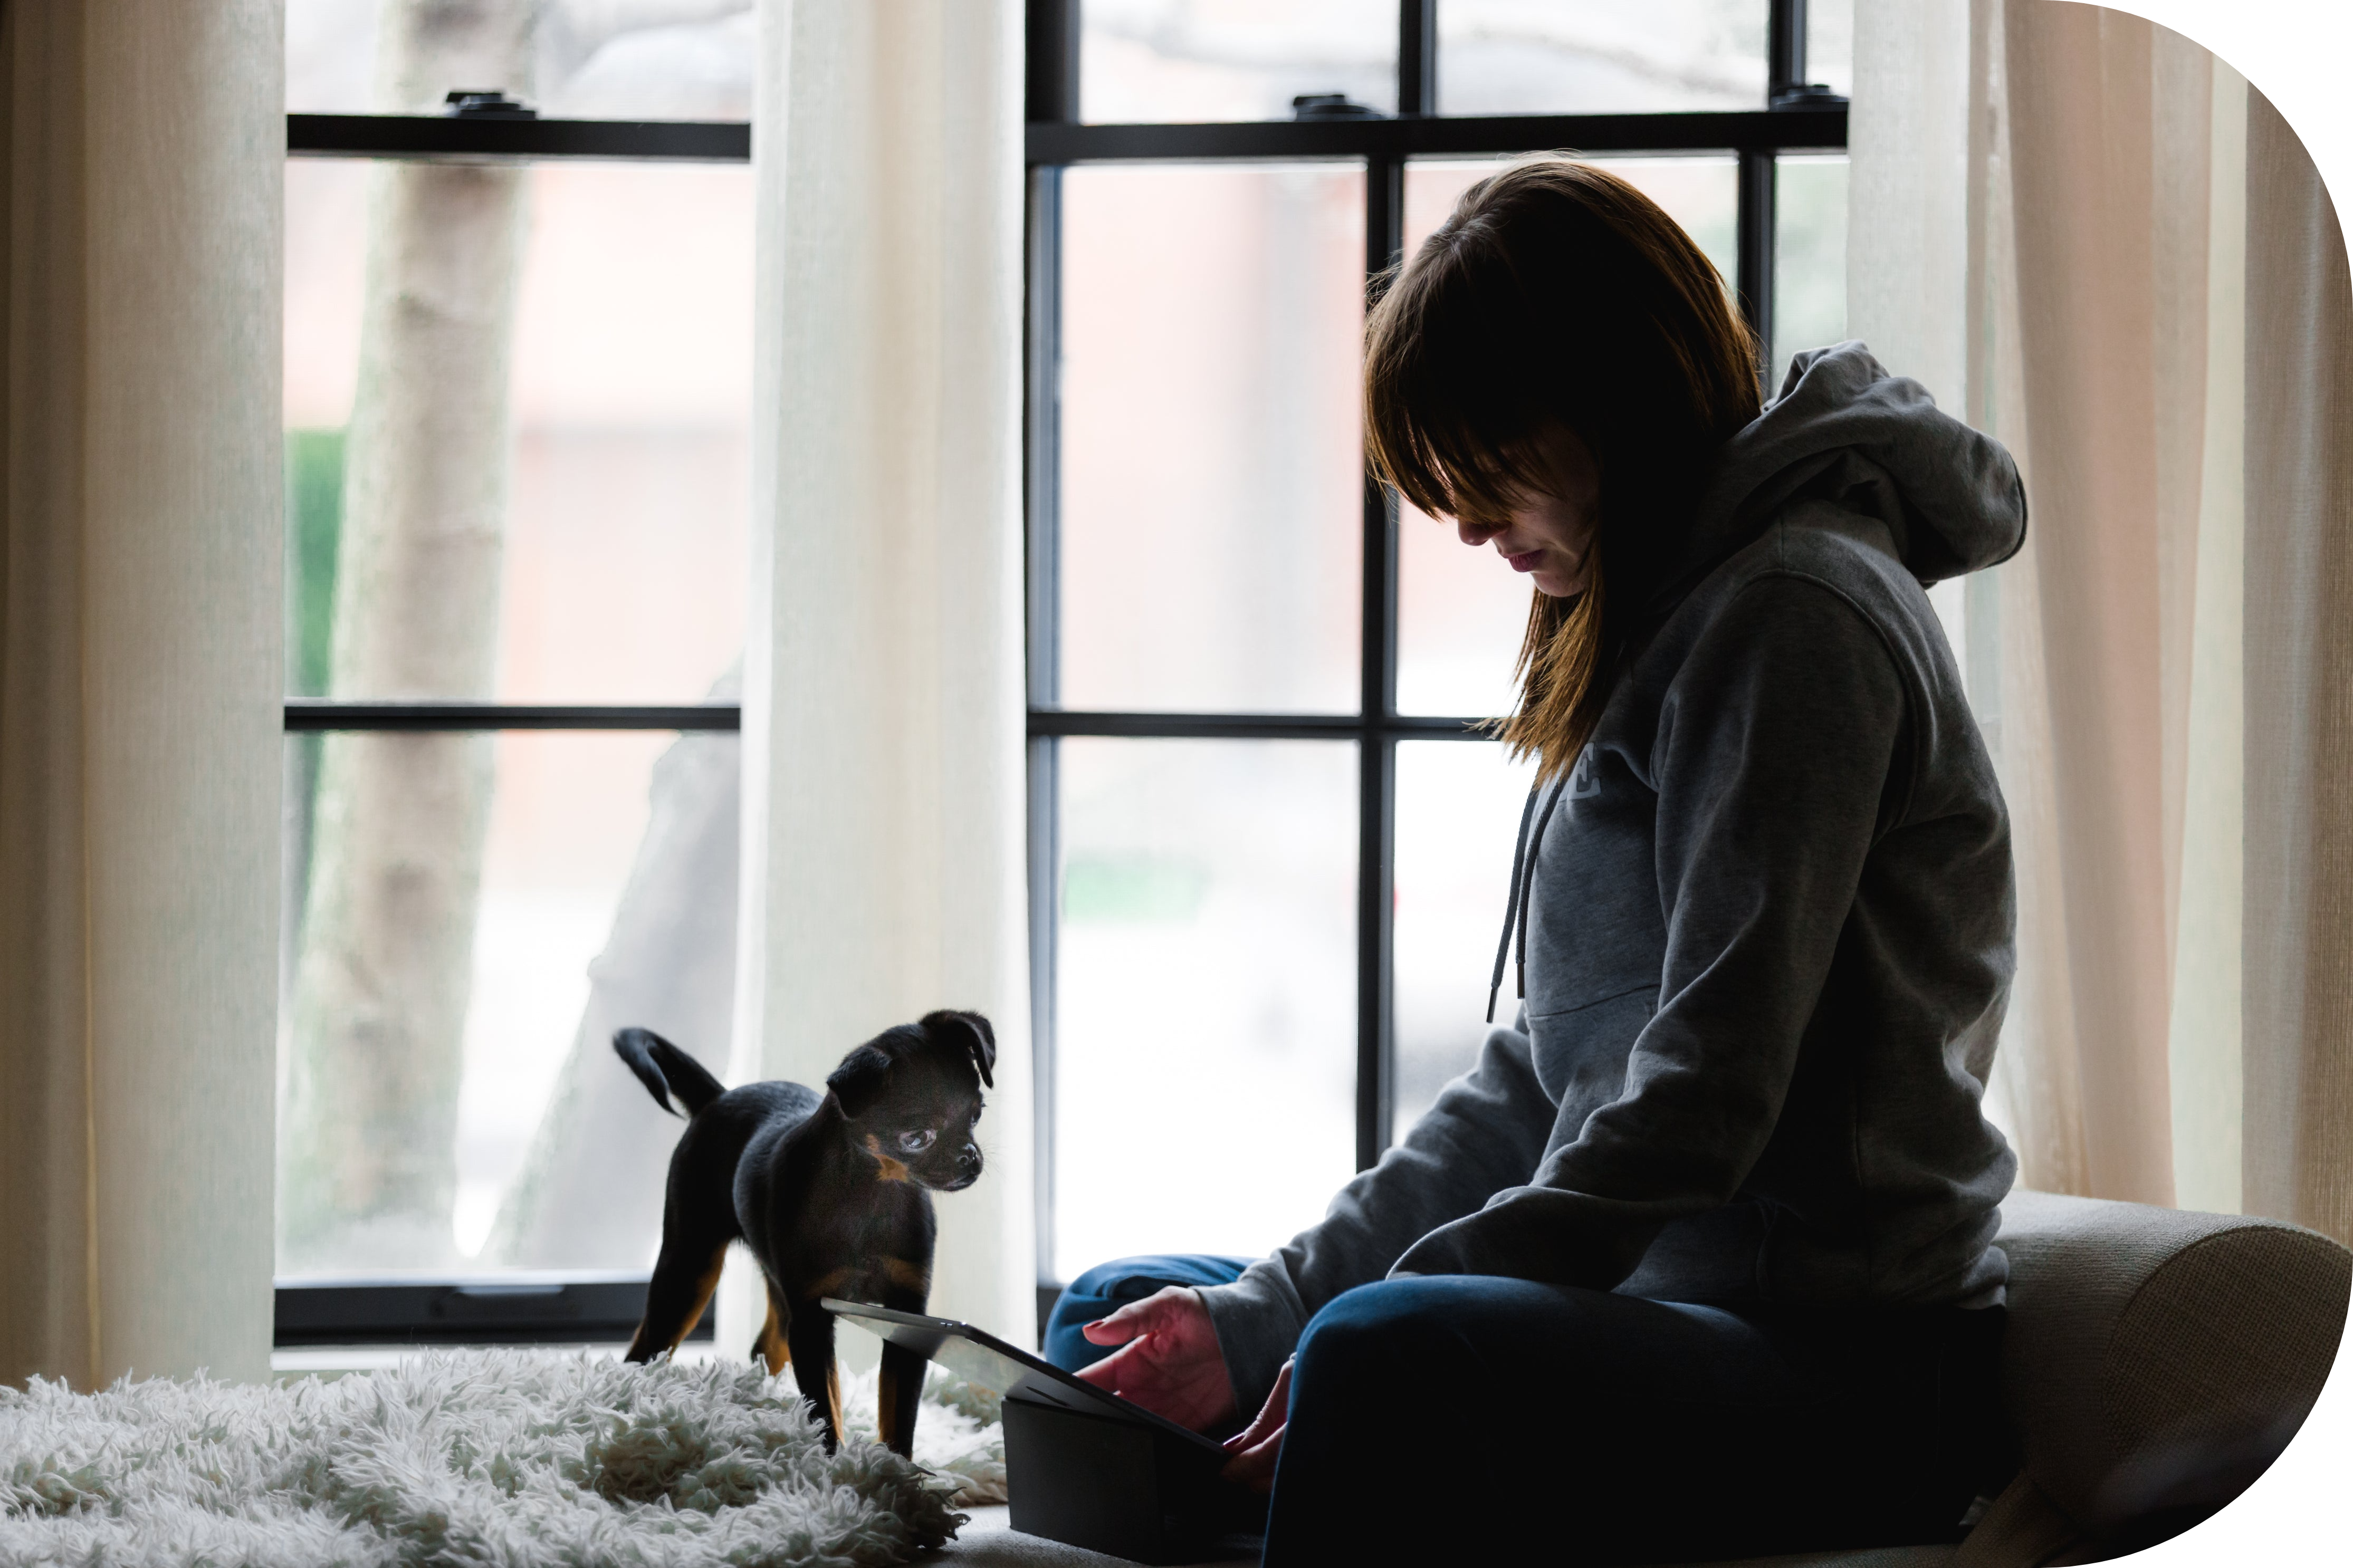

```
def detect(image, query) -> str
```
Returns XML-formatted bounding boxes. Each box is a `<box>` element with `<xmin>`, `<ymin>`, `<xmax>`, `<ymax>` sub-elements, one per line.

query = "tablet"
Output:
<box><xmin>822</xmin><ymin>1297</ymin><xmax>1227</xmax><ymax>1455</ymax></box>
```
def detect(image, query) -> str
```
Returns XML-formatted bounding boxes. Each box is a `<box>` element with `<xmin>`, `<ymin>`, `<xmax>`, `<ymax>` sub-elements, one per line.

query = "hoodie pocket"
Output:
<box><xmin>1527</xmin><ymin>984</ymin><xmax>1659</xmax><ymax>1123</ymax></box>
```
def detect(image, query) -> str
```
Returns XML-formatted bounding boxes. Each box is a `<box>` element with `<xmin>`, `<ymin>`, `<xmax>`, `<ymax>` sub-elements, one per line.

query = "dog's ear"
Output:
<box><xmin>922</xmin><ymin>1009</ymin><xmax>996</xmax><ymax>1090</ymax></box>
<box><xmin>827</xmin><ymin>1044</ymin><xmax>895</xmax><ymax>1119</ymax></box>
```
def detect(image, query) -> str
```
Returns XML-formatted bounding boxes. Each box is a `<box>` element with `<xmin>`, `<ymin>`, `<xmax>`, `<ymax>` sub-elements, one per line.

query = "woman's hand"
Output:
<box><xmin>1074</xmin><ymin>1286</ymin><xmax>1238</xmax><ymax>1432</ymax></box>
<box><xmin>1219</xmin><ymin>1358</ymin><xmax>1290</xmax><ymax>1494</ymax></box>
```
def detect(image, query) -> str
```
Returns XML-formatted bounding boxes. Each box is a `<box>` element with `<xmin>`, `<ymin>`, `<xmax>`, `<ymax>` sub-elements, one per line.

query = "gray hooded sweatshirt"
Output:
<box><xmin>1197</xmin><ymin>343</ymin><xmax>2026</xmax><ymax>1418</ymax></box>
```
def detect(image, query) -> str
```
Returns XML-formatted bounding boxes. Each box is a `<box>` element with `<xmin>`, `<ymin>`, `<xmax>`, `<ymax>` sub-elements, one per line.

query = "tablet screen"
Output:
<box><xmin>823</xmin><ymin>1297</ymin><xmax>1227</xmax><ymax>1455</ymax></box>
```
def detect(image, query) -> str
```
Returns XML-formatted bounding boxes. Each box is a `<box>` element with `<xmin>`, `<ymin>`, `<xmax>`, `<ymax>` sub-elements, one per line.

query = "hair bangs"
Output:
<box><xmin>1365</xmin><ymin>236</ymin><xmax>1556</xmax><ymax>528</ymax></box>
<box><xmin>1362</xmin><ymin>157</ymin><xmax>1763</xmax><ymax>782</ymax></box>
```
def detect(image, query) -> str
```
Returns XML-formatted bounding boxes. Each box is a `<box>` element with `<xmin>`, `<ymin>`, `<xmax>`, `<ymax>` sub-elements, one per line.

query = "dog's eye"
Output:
<box><xmin>897</xmin><ymin>1129</ymin><xmax>937</xmax><ymax>1155</ymax></box>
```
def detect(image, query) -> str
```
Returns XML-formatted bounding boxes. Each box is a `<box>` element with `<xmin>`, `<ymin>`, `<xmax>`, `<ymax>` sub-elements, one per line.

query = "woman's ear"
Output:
<box><xmin>922</xmin><ymin>1008</ymin><xmax>996</xmax><ymax>1089</ymax></box>
<box><xmin>827</xmin><ymin>1044</ymin><xmax>895</xmax><ymax>1118</ymax></box>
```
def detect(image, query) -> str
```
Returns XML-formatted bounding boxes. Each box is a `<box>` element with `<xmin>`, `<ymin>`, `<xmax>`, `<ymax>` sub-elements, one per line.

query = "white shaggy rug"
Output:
<box><xmin>1</xmin><ymin>1349</ymin><xmax>1008</xmax><ymax>1567</ymax></box>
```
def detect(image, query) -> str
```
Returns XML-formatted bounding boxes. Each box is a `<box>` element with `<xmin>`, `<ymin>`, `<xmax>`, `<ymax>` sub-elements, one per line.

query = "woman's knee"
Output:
<box><xmin>1061</xmin><ymin>1253</ymin><xmax>1252</xmax><ymax>1300</ymax></box>
<box><xmin>1044</xmin><ymin>1254</ymin><xmax>1252</xmax><ymax>1370</ymax></box>
<box><xmin>1294</xmin><ymin>1277</ymin><xmax>1477</xmax><ymax>1385</ymax></box>
<box><xmin>1060</xmin><ymin>1256</ymin><xmax>1157</xmax><ymax>1299</ymax></box>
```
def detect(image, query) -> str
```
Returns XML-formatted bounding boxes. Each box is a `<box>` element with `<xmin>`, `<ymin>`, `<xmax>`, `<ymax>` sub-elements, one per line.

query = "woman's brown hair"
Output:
<box><xmin>1364</xmin><ymin>159</ymin><xmax>1761</xmax><ymax>781</ymax></box>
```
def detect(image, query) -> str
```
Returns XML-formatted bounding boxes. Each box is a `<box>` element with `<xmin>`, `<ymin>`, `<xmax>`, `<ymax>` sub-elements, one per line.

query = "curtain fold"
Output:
<box><xmin>1997</xmin><ymin>0</ymin><xmax>2184</xmax><ymax>1209</ymax></box>
<box><xmin>2243</xmin><ymin>88</ymin><xmax>2353</xmax><ymax>1245</ymax></box>
<box><xmin>1853</xmin><ymin>1</ymin><xmax>2350</xmax><ymax>1243</ymax></box>
<box><xmin>0</xmin><ymin>1</ymin><xmax>284</xmax><ymax>1387</ymax></box>
<box><xmin>726</xmin><ymin>0</ymin><xmax>1034</xmax><ymax>1350</ymax></box>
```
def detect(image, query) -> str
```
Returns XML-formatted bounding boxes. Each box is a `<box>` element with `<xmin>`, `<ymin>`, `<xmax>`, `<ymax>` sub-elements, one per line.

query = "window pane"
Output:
<box><xmin>1773</xmin><ymin>156</ymin><xmax>1850</xmax><ymax>384</ymax></box>
<box><xmin>285</xmin><ymin>159</ymin><xmax>750</xmax><ymax>703</ymax></box>
<box><xmin>1397</xmin><ymin>502</ymin><xmax>1526</xmax><ymax>722</ymax></box>
<box><xmin>1401</xmin><ymin>155</ymin><xmax>1739</xmax><ymax>290</ymax></box>
<box><xmin>1082</xmin><ymin>0</ymin><xmax>1397</xmax><ymax>123</ymax></box>
<box><xmin>1438</xmin><ymin>0</ymin><xmax>1767</xmax><ymax>115</ymax></box>
<box><xmin>1393</xmin><ymin>740</ymin><xmax>1537</xmax><ymax>1144</ymax></box>
<box><xmin>1058</xmin><ymin>163</ymin><xmax>1364</xmax><ymax>714</ymax></box>
<box><xmin>279</xmin><ymin>728</ymin><xmax>739</xmax><ymax>1276</ymax></box>
<box><xmin>1393</xmin><ymin>156</ymin><xmax>1735</xmax><ymax>719</ymax></box>
<box><xmin>288</xmin><ymin>0</ymin><xmax>754</xmax><ymax>119</ymax></box>
<box><xmin>1805</xmin><ymin>0</ymin><xmax>1854</xmax><ymax>100</ymax></box>
<box><xmin>1053</xmin><ymin>738</ymin><xmax>1357</xmax><ymax>1280</ymax></box>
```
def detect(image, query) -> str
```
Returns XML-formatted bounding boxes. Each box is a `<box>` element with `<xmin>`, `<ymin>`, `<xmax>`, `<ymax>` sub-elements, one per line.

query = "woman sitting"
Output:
<box><xmin>1046</xmin><ymin>159</ymin><xmax>2026</xmax><ymax>1566</ymax></box>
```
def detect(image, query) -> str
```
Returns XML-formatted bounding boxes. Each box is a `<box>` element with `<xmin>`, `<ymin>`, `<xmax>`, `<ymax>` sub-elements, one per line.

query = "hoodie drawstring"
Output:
<box><xmin>1486</xmin><ymin>775</ymin><xmax>1568</xmax><ymax>1024</ymax></box>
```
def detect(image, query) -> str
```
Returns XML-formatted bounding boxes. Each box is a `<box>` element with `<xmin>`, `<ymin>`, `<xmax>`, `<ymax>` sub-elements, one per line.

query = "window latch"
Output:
<box><xmin>444</xmin><ymin>90</ymin><xmax>538</xmax><ymax>120</ymax></box>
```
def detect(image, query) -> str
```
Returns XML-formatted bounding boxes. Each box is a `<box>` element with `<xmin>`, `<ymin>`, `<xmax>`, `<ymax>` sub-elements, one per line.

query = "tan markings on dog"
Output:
<box><xmin>802</xmin><ymin>1267</ymin><xmax>854</xmax><ymax>1303</ymax></box>
<box><xmin>629</xmin><ymin>1245</ymin><xmax>730</xmax><ymax>1360</ymax></box>
<box><xmin>883</xmin><ymin>1257</ymin><xmax>931</xmax><ymax>1293</ymax></box>
<box><xmin>682</xmin><ymin>1250</ymin><xmax>734</xmax><ymax>1354</ymax></box>
<box><xmin>757</xmin><ymin>1292</ymin><xmax>791</xmax><ymax>1376</ymax></box>
<box><xmin>863</xmin><ymin>1133</ymin><xmax>912</xmax><ymax>1183</ymax></box>
<box><xmin>826</xmin><ymin>1359</ymin><xmax>845</xmax><ymax>1441</ymax></box>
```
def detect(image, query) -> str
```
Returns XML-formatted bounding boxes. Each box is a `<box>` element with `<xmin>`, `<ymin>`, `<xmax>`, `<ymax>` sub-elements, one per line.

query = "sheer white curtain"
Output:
<box><xmin>2242</xmin><ymin>85</ymin><xmax>2353</xmax><ymax>1244</ymax></box>
<box><xmin>0</xmin><ymin>2</ymin><xmax>284</xmax><ymax>1387</ymax></box>
<box><xmin>722</xmin><ymin>0</ymin><xmax>1035</xmax><ymax>1352</ymax></box>
<box><xmin>1852</xmin><ymin>0</ymin><xmax>2351</xmax><ymax>1242</ymax></box>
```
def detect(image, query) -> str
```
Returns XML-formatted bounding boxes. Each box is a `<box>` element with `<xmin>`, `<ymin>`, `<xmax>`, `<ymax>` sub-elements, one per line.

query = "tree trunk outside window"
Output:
<box><xmin>281</xmin><ymin>0</ymin><xmax>534</xmax><ymax>1271</ymax></box>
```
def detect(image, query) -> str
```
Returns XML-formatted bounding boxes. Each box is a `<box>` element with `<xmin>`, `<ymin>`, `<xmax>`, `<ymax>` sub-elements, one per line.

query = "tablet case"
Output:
<box><xmin>826</xmin><ymin>1298</ymin><xmax>1266</xmax><ymax>1564</ymax></box>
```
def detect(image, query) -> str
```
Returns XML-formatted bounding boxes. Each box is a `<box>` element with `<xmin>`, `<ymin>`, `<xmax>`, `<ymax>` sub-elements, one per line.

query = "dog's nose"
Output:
<box><xmin>958</xmin><ymin>1143</ymin><xmax>981</xmax><ymax>1173</ymax></box>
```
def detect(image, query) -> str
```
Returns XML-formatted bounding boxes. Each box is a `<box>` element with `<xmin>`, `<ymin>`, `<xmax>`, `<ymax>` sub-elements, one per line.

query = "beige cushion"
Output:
<box><xmin>1692</xmin><ymin>1193</ymin><xmax>2351</xmax><ymax>1568</ymax></box>
<box><xmin>1992</xmin><ymin>1189</ymin><xmax>2351</xmax><ymax>1533</ymax></box>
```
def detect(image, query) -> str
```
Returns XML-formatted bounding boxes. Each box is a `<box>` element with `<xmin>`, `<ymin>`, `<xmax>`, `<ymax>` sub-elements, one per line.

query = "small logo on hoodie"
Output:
<box><xmin>1568</xmin><ymin>749</ymin><xmax>1601</xmax><ymax>801</ymax></box>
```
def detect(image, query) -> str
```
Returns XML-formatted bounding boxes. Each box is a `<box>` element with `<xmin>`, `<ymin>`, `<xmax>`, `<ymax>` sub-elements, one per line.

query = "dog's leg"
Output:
<box><xmin>874</xmin><ymin>1257</ymin><xmax>933</xmax><ymax>1457</ymax></box>
<box><xmin>874</xmin><ymin>1341</ymin><xmax>927</xmax><ymax>1458</ymax></box>
<box><xmin>626</xmin><ymin>1230</ymin><xmax>731</xmax><ymax>1363</ymax></box>
<box><xmin>785</xmin><ymin>1301</ymin><xmax>843</xmax><ymax>1451</ymax></box>
<box><xmin>753</xmin><ymin>1285</ymin><xmax>792</xmax><ymax>1376</ymax></box>
<box><xmin>627</xmin><ymin>1102</ymin><xmax>751</xmax><ymax>1364</ymax></box>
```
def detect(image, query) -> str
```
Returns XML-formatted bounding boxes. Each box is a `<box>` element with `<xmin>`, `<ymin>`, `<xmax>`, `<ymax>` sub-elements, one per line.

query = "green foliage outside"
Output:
<box><xmin>281</xmin><ymin>430</ymin><xmax>344</xmax><ymax>951</ymax></box>
<box><xmin>284</xmin><ymin>429</ymin><xmax>345</xmax><ymax>698</ymax></box>
<box><xmin>1063</xmin><ymin>854</ymin><xmax>1210</xmax><ymax>924</ymax></box>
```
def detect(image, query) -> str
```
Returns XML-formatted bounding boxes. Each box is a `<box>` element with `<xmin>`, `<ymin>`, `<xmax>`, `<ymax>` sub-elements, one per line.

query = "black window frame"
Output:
<box><xmin>1022</xmin><ymin>0</ymin><xmax>1847</xmax><ymax>1318</ymax></box>
<box><xmin>275</xmin><ymin>0</ymin><xmax>1849</xmax><ymax>1346</ymax></box>
<box><xmin>276</xmin><ymin>109</ymin><xmax>751</xmax><ymax>1350</ymax></box>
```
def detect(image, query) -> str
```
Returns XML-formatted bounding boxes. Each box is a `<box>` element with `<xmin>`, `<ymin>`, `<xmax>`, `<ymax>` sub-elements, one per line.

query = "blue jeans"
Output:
<box><xmin>1046</xmin><ymin>1255</ymin><xmax>2008</xmax><ymax>1566</ymax></box>
<box><xmin>1043</xmin><ymin>1253</ymin><xmax>1260</xmax><ymax>1374</ymax></box>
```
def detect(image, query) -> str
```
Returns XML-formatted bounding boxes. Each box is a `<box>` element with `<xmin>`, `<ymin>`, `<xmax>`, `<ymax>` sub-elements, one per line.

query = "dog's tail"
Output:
<box><xmin>613</xmin><ymin>1027</ymin><xmax>728</xmax><ymax>1118</ymax></box>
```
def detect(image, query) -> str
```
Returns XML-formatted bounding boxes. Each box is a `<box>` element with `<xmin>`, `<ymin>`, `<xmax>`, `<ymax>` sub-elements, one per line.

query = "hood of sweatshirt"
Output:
<box><xmin>1649</xmin><ymin>342</ymin><xmax>2027</xmax><ymax>609</ymax></box>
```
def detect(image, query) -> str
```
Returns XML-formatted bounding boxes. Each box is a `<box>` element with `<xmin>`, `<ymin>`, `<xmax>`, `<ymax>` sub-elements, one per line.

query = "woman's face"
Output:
<box><xmin>1452</xmin><ymin>425</ymin><xmax>1601</xmax><ymax>599</ymax></box>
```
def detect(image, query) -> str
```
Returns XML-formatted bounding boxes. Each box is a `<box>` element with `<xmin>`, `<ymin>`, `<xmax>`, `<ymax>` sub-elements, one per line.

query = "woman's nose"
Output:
<box><xmin>1458</xmin><ymin>518</ymin><xmax>1498</xmax><ymax>547</ymax></box>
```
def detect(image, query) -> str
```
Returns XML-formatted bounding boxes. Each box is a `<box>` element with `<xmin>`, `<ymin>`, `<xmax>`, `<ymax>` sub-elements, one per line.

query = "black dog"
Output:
<box><xmin>614</xmin><ymin>1011</ymin><xmax>994</xmax><ymax>1456</ymax></box>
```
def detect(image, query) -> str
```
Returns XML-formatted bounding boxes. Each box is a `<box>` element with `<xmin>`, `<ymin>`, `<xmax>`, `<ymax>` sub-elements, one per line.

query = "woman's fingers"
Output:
<box><xmin>1077</xmin><ymin>1303</ymin><xmax>1145</xmax><ymax>1346</ymax></box>
<box><xmin>1220</xmin><ymin>1358</ymin><xmax>1292</xmax><ymax>1451</ymax></box>
<box><xmin>1072</xmin><ymin>1335</ymin><xmax>1147</xmax><ymax>1390</ymax></box>
<box><xmin>1068</xmin><ymin>1286</ymin><xmax>1237</xmax><ymax>1431</ymax></box>
<box><xmin>1220</xmin><ymin>1423</ymin><xmax>1284</xmax><ymax>1495</ymax></box>
<box><xmin>1079</xmin><ymin>1285</ymin><xmax>1188</xmax><ymax>1345</ymax></box>
<box><xmin>1219</xmin><ymin>1358</ymin><xmax>1290</xmax><ymax>1492</ymax></box>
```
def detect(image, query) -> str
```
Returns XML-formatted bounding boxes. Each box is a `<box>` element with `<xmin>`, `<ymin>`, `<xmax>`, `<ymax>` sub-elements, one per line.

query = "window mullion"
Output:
<box><xmin>1745</xmin><ymin>0</ymin><xmax>1811</xmax><ymax>382</ymax></box>
<box><xmin>1024</xmin><ymin>142</ymin><xmax>1068</xmax><ymax>1293</ymax></box>
<box><xmin>1769</xmin><ymin>0</ymin><xmax>1810</xmax><ymax>100</ymax></box>
<box><xmin>1736</xmin><ymin>147</ymin><xmax>1777</xmax><ymax>386</ymax></box>
<box><xmin>1025</xmin><ymin>0</ymin><xmax>1080</xmax><ymax>124</ymax></box>
<box><xmin>1358</xmin><ymin>152</ymin><xmax>1405</xmax><ymax>1173</ymax></box>
<box><xmin>1398</xmin><ymin>0</ymin><xmax>1437</xmax><ymax>119</ymax></box>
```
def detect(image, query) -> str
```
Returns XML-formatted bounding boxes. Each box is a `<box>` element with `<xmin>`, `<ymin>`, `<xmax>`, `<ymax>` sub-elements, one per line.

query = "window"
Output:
<box><xmin>276</xmin><ymin>1</ymin><xmax>754</xmax><ymax>1351</ymax></box>
<box><xmin>274</xmin><ymin>0</ymin><xmax>1851</xmax><ymax>1349</ymax></box>
<box><xmin>1027</xmin><ymin>0</ymin><xmax>1849</xmax><ymax>1292</ymax></box>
